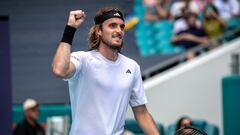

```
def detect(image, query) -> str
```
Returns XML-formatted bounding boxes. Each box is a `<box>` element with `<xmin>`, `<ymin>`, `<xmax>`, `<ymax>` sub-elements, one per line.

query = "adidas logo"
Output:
<box><xmin>126</xmin><ymin>69</ymin><xmax>131</xmax><ymax>74</ymax></box>
<box><xmin>114</xmin><ymin>13</ymin><xmax>121</xmax><ymax>17</ymax></box>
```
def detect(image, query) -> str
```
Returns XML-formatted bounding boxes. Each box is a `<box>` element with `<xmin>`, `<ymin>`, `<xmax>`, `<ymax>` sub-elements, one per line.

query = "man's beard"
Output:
<box><xmin>101</xmin><ymin>36</ymin><xmax>123</xmax><ymax>52</ymax></box>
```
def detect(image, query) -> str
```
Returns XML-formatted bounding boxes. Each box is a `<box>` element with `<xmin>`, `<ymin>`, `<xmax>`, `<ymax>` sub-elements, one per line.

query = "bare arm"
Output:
<box><xmin>52</xmin><ymin>42</ymin><xmax>75</xmax><ymax>78</ymax></box>
<box><xmin>132</xmin><ymin>105</ymin><xmax>160</xmax><ymax>135</ymax></box>
<box><xmin>171</xmin><ymin>35</ymin><xmax>183</xmax><ymax>43</ymax></box>
<box><xmin>171</xmin><ymin>33</ymin><xmax>209</xmax><ymax>45</ymax></box>
<box><xmin>156</xmin><ymin>5</ymin><xmax>168</xmax><ymax>19</ymax></box>
<box><xmin>185</xmin><ymin>34</ymin><xmax>209</xmax><ymax>45</ymax></box>
<box><xmin>52</xmin><ymin>10</ymin><xmax>86</xmax><ymax>79</ymax></box>
<box><xmin>191</xmin><ymin>36</ymin><xmax>209</xmax><ymax>45</ymax></box>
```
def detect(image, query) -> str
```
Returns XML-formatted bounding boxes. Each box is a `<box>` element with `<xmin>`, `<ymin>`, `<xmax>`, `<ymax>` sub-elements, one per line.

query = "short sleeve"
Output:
<box><xmin>129</xmin><ymin>64</ymin><xmax>148</xmax><ymax>107</ymax></box>
<box><xmin>65</xmin><ymin>51</ymin><xmax>85</xmax><ymax>80</ymax></box>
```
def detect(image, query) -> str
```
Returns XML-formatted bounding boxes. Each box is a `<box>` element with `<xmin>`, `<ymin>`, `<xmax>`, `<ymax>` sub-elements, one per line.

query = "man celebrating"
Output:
<box><xmin>52</xmin><ymin>7</ymin><xmax>159</xmax><ymax>135</ymax></box>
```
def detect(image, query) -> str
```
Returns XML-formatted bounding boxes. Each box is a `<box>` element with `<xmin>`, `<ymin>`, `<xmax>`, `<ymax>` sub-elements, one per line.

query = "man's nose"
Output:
<box><xmin>116</xmin><ymin>25</ymin><xmax>123</xmax><ymax>33</ymax></box>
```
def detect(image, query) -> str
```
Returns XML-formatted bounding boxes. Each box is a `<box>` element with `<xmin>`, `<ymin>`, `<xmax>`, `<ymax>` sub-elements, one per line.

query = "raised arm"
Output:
<box><xmin>132</xmin><ymin>105</ymin><xmax>160</xmax><ymax>135</ymax></box>
<box><xmin>52</xmin><ymin>10</ymin><xmax>86</xmax><ymax>79</ymax></box>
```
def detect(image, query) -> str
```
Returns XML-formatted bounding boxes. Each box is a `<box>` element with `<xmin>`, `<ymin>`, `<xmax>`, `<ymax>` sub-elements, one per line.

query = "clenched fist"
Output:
<box><xmin>67</xmin><ymin>10</ymin><xmax>86</xmax><ymax>28</ymax></box>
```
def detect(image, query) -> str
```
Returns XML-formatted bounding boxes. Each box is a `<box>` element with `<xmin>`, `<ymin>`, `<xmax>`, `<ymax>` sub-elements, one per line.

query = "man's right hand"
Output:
<box><xmin>67</xmin><ymin>10</ymin><xmax>86</xmax><ymax>28</ymax></box>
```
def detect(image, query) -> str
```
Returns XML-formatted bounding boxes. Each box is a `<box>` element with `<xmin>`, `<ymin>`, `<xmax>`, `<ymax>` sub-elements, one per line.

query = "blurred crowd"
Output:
<box><xmin>142</xmin><ymin>0</ymin><xmax>239</xmax><ymax>59</ymax></box>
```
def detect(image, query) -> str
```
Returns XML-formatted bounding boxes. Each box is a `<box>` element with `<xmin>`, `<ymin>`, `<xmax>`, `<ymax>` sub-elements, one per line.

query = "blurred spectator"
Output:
<box><xmin>173</xmin><ymin>10</ymin><xmax>202</xmax><ymax>34</ymax></box>
<box><xmin>176</xmin><ymin>116</ymin><xmax>193</xmax><ymax>131</ymax></box>
<box><xmin>13</xmin><ymin>99</ymin><xmax>45</xmax><ymax>135</ymax></box>
<box><xmin>144</xmin><ymin>0</ymin><xmax>170</xmax><ymax>21</ymax></box>
<box><xmin>202</xmin><ymin>3</ymin><xmax>227</xmax><ymax>39</ymax></box>
<box><xmin>170</xmin><ymin>0</ymin><xmax>200</xmax><ymax>20</ymax></box>
<box><xmin>175</xmin><ymin>126</ymin><xmax>207</xmax><ymax>135</ymax></box>
<box><xmin>171</xmin><ymin>12</ymin><xmax>209</xmax><ymax>59</ymax></box>
<box><xmin>193</xmin><ymin>0</ymin><xmax>212</xmax><ymax>13</ymax></box>
<box><xmin>213</xmin><ymin>0</ymin><xmax>240</xmax><ymax>20</ymax></box>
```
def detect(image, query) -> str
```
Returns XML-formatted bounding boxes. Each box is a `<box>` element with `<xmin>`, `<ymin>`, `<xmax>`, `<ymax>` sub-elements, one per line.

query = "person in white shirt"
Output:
<box><xmin>52</xmin><ymin>7</ymin><xmax>160</xmax><ymax>135</ymax></box>
<box><xmin>213</xmin><ymin>0</ymin><xmax>239</xmax><ymax>20</ymax></box>
<box><xmin>170</xmin><ymin>0</ymin><xmax>200</xmax><ymax>20</ymax></box>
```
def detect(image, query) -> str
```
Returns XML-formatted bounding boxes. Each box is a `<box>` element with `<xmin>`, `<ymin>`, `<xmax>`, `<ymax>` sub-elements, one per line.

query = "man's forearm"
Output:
<box><xmin>136</xmin><ymin>112</ymin><xmax>160</xmax><ymax>135</ymax></box>
<box><xmin>192</xmin><ymin>36</ymin><xmax>209</xmax><ymax>45</ymax></box>
<box><xmin>133</xmin><ymin>105</ymin><xmax>160</xmax><ymax>135</ymax></box>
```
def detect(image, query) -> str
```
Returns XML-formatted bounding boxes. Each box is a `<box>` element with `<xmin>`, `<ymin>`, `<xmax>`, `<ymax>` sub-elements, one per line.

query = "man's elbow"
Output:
<box><xmin>52</xmin><ymin>66</ymin><xmax>69</xmax><ymax>79</ymax></box>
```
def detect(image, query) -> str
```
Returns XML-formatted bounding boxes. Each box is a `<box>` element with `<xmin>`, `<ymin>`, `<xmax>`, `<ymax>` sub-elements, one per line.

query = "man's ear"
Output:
<box><xmin>96</xmin><ymin>26</ymin><xmax>102</xmax><ymax>37</ymax></box>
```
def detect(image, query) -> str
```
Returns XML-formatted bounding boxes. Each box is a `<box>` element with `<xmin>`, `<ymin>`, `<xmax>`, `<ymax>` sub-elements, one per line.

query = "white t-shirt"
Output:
<box><xmin>66</xmin><ymin>50</ymin><xmax>147</xmax><ymax>135</ymax></box>
<box><xmin>170</xmin><ymin>1</ymin><xmax>200</xmax><ymax>18</ymax></box>
<box><xmin>213</xmin><ymin>0</ymin><xmax>239</xmax><ymax>20</ymax></box>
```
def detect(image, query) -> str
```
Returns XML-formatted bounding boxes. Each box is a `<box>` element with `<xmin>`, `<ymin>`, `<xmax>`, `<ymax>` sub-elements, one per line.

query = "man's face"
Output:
<box><xmin>26</xmin><ymin>107</ymin><xmax>39</xmax><ymax>121</ymax></box>
<box><xmin>181</xmin><ymin>118</ymin><xmax>192</xmax><ymax>127</ymax></box>
<box><xmin>187</xmin><ymin>15</ymin><xmax>197</xmax><ymax>28</ymax></box>
<box><xmin>99</xmin><ymin>18</ymin><xmax>125</xmax><ymax>50</ymax></box>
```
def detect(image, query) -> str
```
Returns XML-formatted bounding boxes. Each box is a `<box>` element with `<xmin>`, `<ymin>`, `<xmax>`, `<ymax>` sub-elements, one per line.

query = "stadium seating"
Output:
<box><xmin>221</xmin><ymin>16</ymin><xmax>240</xmax><ymax>42</ymax></box>
<box><xmin>124</xmin><ymin>119</ymin><xmax>165</xmax><ymax>135</ymax></box>
<box><xmin>222</xmin><ymin>75</ymin><xmax>240</xmax><ymax>135</ymax></box>
<box><xmin>166</xmin><ymin>119</ymin><xmax>219</xmax><ymax>135</ymax></box>
<box><xmin>14</xmin><ymin>105</ymin><xmax>220</xmax><ymax>135</ymax></box>
<box><xmin>134</xmin><ymin>0</ymin><xmax>183</xmax><ymax>56</ymax></box>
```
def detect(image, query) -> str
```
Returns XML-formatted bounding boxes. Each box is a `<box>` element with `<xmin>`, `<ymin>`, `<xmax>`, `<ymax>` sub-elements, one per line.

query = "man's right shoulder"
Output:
<box><xmin>71</xmin><ymin>50</ymin><xmax>94</xmax><ymax>56</ymax></box>
<box><xmin>71</xmin><ymin>51</ymin><xmax>86</xmax><ymax>55</ymax></box>
<box><xmin>70</xmin><ymin>51</ymin><xmax>95</xmax><ymax>65</ymax></box>
<box><xmin>71</xmin><ymin>51</ymin><xmax>90</xmax><ymax>59</ymax></box>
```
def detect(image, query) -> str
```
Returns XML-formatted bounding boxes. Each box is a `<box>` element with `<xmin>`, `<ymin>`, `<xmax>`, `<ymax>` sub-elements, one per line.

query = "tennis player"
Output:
<box><xmin>52</xmin><ymin>7</ymin><xmax>160</xmax><ymax>135</ymax></box>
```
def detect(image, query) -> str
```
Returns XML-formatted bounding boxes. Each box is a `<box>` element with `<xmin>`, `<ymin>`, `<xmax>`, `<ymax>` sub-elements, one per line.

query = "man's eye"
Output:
<box><xmin>110</xmin><ymin>24</ymin><xmax>116</xmax><ymax>28</ymax></box>
<box><xmin>120</xmin><ymin>24</ymin><xmax>125</xmax><ymax>30</ymax></box>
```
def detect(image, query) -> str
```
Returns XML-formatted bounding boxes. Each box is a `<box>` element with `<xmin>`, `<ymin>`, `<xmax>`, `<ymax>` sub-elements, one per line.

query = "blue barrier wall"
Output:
<box><xmin>222</xmin><ymin>76</ymin><xmax>240</xmax><ymax>135</ymax></box>
<box><xmin>0</xmin><ymin>16</ymin><xmax>12</xmax><ymax>135</ymax></box>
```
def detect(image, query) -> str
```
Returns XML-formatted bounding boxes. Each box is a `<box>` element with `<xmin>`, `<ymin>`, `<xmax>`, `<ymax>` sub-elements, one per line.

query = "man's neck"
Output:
<box><xmin>98</xmin><ymin>43</ymin><xmax>119</xmax><ymax>61</ymax></box>
<box><xmin>25</xmin><ymin>117</ymin><xmax>36</xmax><ymax>126</ymax></box>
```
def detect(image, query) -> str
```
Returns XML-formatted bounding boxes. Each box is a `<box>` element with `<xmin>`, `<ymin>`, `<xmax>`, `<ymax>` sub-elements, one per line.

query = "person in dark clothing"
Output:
<box><xmin>171</xmin><ymin>12</ymin><xmax>209</xmax><ymax>59</ymax></box>
<box><xmin>172</xmin><ymin>12</ymin><xmax>208</xmax><ymax>50</ymax></box>
<box><xmin>13</xmin><ymin>99</ymin><xmax>45</xmax><ymax>135</ymax></box>
<box><xmin>172</xmin><ymin>27</ymin><xmax>208</xmax><ymax>50</ymax></box>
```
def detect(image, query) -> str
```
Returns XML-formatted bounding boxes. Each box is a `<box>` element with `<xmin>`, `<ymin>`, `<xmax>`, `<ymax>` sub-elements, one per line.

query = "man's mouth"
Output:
<box><xmin>112</xmin><ymin>34</ymin><xmax>122</xmax><ymax>40</ymax></box>
<box><xmin>114</xmin><ymin>37</ymin><xmax>122</xmax><ymax>40</ymax></box>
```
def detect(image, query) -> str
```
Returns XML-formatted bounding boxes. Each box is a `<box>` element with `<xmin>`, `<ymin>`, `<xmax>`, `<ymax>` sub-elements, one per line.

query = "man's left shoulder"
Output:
<box><xmin>120</xmin><ymin>54</ymin><xmax>139</xmax><ymax>67</ymax></box>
